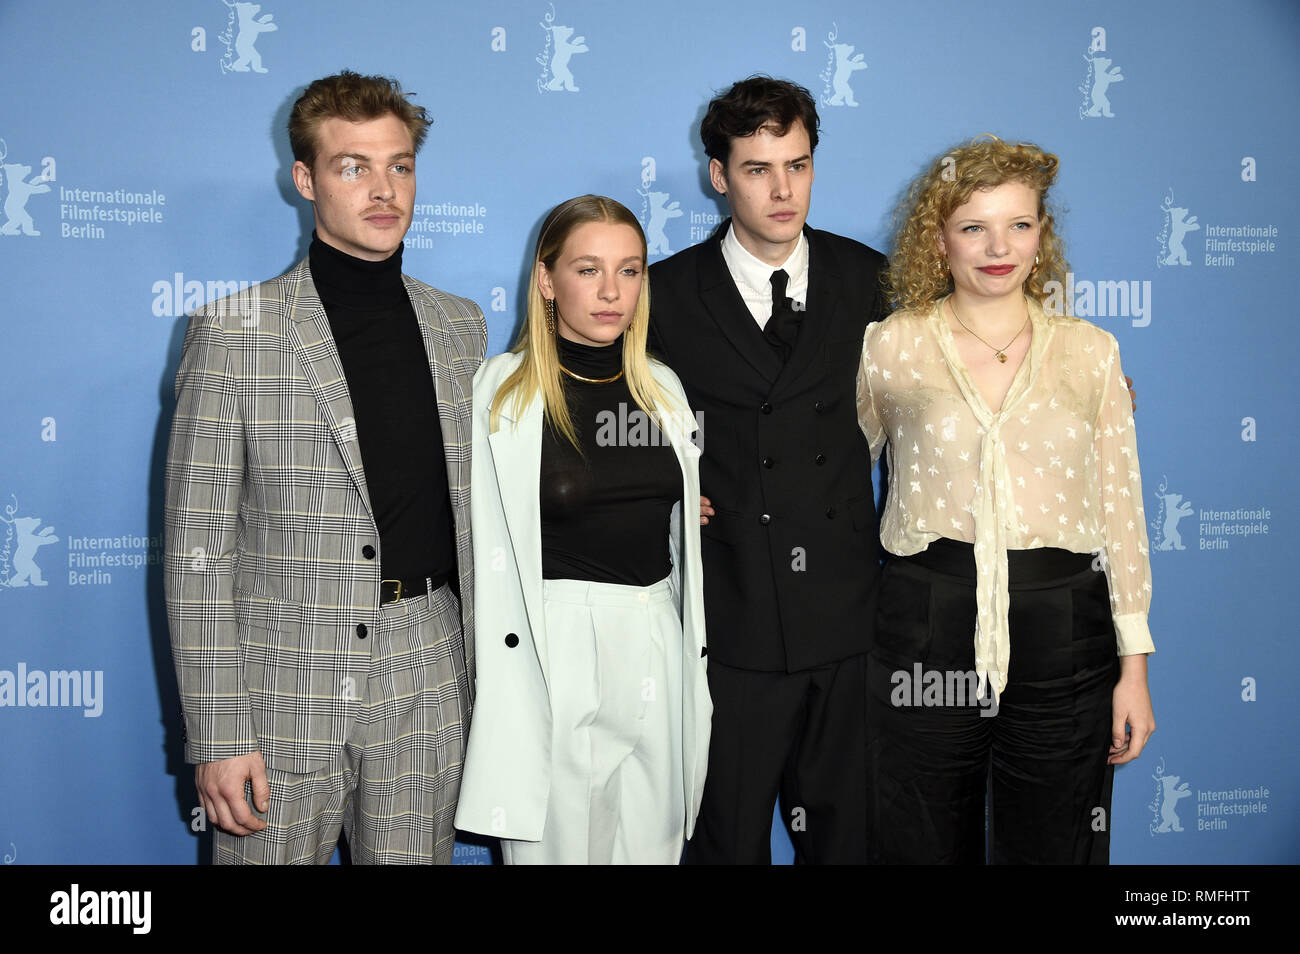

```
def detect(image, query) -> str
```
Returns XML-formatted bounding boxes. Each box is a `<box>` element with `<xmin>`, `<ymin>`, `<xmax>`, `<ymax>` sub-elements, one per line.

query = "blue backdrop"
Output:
<box><xmin>1</xmin><ymin>0</ymin><xmax>1296</xmax><ymax>864</ymax></box>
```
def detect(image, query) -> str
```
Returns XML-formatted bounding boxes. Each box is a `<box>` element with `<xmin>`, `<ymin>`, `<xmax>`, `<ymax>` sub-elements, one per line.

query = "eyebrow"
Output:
<box><xmin>739</xmin><ymin>154</ymin><xmax>811</xmax><ymax>168</ymax></box>
<box><xmin>328</xmin><ymin>151</ymin><xmax>416</xmax><ymax>164</ymax></box>
<box><xmin>951</xmin><ymin>213</ymin><xmax>1037</xmax><ymax>223</ymax></box>
<box><xmin>569</xmin><ymin>254</ymin><xmax>644</xmax><ymax>265</ymax></box>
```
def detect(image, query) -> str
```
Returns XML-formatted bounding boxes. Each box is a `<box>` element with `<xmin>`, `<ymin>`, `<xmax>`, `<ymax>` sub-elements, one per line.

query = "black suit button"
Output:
<box><xmin>356</xmin><ymin>623</ymin><xmax>368</xmax><ymax>638</ymax></box>
<box><xmin>760</xmin><ymin>402</ymin><xmax>772</xmax><ymax>414</ymax></box>
<box><xmin>825</xmin><ymin>507</ymin><xmax>837</xmax><ymax>519</ymax></box>
<box><xmin>701</xmin><ymin>646</ymin><xmax>708</xmax><ymax>658</ymax></box>
<box><xmin>505</xmin><ymin>633</ymin><xmax>519</xmax><ymax>648</ymax></box>
<box><xmin>362</xmin><ymin>545</ymin><xmax>376</xmax><ymax>560</ymax></box>
<box><xmin>814</xmin><ymin>400</ymin><xmax>825</xmax><ymax>413</ymax></box>
<box><xmin>815</xmin><ymin>454</ymin><xmax>826</xmax><ymax>465</ymax></box>
<box><xmin>761</xmin><ymin>457</ymin><xmax>774</xmax><ymax>469</ymax></box>
<box><xmin>759</xmin><ymin>514</ymin><xmax>771</xmax><ymax>526</ymax></box>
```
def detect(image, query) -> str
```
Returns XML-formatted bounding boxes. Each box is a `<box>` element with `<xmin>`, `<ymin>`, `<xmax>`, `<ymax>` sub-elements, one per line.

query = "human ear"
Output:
<box><xmin>536</xmin><ymin>261</ymin><xmax>554</xmax><ymax>300</ymax></box>
<box><xmin>708</xmin><ymin>158</ymin><xmax>728</xmax><ymax>196</ymax></box>
<box><xmin>291</xmin><ymin>160</ymin><xmax>315</xmax><ymax>201</ymax></box>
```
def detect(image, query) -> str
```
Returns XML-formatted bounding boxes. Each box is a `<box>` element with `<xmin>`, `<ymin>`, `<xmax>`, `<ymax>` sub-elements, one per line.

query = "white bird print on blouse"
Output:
<box><xmin>856</xmin><ymin>294</ymin><xmax>1155</xmax><ymax>701</ymax></box>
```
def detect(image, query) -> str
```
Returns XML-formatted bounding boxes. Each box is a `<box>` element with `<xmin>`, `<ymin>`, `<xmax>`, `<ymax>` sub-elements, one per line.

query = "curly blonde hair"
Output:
<box><xmin>886</xmin><ymin>136</ymin><xmax>1069</xmax><ymax>313</ymax></box>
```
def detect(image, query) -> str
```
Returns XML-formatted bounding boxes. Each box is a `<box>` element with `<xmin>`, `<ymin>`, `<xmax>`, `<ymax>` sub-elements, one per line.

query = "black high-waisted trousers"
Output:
<box><xmin>866</xmin><ymin>538</ymin><xmax>1119</xmax><ymax>864</ymax></box>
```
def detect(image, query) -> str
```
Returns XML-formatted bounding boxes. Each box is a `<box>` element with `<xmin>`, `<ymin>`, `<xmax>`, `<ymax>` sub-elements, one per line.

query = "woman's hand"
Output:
<box><xmin>699</xmin><ymin>495</ymin><xmax>715</xmax><ymax>526</ymax></box>
<box><xmin>1109</xmin><ymin>653</ymin><xmax>1155</xmax><ymax>764</ymax></box>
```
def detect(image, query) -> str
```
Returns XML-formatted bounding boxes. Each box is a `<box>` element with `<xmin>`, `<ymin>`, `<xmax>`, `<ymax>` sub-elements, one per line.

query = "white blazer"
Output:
<box><xmin>454</xmin><ymin>350</ymin><xmax>711</xmax><ymax>843</ymax></box>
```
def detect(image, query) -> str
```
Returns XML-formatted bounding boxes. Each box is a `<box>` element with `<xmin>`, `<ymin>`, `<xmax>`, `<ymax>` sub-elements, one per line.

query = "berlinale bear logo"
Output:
<box><xmin>819</xmin><ymin>24</ymin><xmax>867</xmax><ymax>108</ymax></box>
<box><xmin>536</xmin><ymin>4</ymin><xmax>587</xmax><ymax>93</ymax></box>
<box><xmin>1</xmin><ymin>496</ymin><xmax>60</xmax><ymax>589</ymax></box>
<box><xmin>1148</xmin><ymin>757</ymin><xmax>1192</xmax><ymax>835</ymax></box>
<box><xmin>1080</xmin><ymin>54</ymin><xmax>1124</xmax><ymax>117</ymax></box>
<box><xmin>0</xmin><ymin>141</ymin><xmax>52</xmax><ymax>238</ymax></box>
<box><xmin>219</xmin><ymin>0</ymin><xmax>277</xmax><ymax>74</ymax></box>
<box><xmin>1157</xmin><ymin>189</ymin><xmax>1200</xmax><ymax>268</ymax></box>
<box><xmin>1078</xmin><ymin>29</ymin><xmax>1124</xmax><ymax>119</ymax></box>
<box><xmin>641</xmin><ymin>191</ymin><xmax>682</xmax><ymax>256</ymax></box>
<box><xmin>1151</xmin><ymin>476</ymin><xmax>1194</xmax><ymax>551</ymax></box>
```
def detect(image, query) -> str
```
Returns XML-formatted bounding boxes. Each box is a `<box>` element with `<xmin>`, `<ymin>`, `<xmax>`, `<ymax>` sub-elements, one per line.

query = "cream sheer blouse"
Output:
<box><xmin>856</xmin><ymin>295</ymin><xmax>1155</xmax><ymax>700</ymax></box>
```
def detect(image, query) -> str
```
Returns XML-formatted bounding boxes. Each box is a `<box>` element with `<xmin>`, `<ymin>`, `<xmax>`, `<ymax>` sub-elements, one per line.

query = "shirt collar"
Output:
<box><xmin>721</xmin><ymin>222</ymin><xmax>809</xmax><ymax>297</ymax></box>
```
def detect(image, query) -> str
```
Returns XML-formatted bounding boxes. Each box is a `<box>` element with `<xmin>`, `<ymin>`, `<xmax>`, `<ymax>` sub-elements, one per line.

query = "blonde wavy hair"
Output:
<box><xmin>489</xmin><ymin>195</ymin><xmax>678</xmax><ymax>449</ymax></box>
<box><xmin>886</xmin><ymin>136</ymin><xmax>1069</xmax><ymax>313</ymax></box>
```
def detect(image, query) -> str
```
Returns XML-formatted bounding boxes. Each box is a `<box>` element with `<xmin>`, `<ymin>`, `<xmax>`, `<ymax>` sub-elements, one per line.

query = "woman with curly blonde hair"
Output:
<box><xmin>857</xmin><ymin>137</ymin><xmax>1156</xmax><ymax>863</ymax></box>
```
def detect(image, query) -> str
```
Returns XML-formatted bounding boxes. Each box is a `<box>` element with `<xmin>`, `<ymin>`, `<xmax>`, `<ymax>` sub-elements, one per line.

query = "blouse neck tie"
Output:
<box><xmin>931</xmin><ymin>295</ymin><xmax>1051</xmax><ymax>702</ymax></box>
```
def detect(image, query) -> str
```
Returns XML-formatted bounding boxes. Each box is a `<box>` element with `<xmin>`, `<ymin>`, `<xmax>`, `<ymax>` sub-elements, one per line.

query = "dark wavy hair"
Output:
<box><xmin>699</xmin><ymin>76</ymin><xmax>820</xmax><ymax>165</ymax></box>
<box><xmin>289</xmin><ymin>70</ymin><xmax>432</xmax><ymax>167</ymax></box>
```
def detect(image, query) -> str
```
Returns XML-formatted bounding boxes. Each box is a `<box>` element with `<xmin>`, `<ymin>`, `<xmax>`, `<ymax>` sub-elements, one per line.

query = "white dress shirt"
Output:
<box><xmin>720</xmin><ymin>223</ymin><xmax>809</xmax><ymax>329</ymax></box>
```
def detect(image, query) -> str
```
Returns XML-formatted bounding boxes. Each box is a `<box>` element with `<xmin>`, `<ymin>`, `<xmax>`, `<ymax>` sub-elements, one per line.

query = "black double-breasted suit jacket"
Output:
<box><xmin>648</xmin><ymin>221</ymin><xmax>889</xmax><ymax>672</ymax></box>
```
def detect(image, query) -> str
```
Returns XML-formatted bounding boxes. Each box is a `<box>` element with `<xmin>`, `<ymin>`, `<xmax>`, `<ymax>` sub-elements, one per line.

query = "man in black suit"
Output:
<box><xmin>648</xmin><ymin>76</ymin><xmax>888</xmax><ymax>864</ymax></box>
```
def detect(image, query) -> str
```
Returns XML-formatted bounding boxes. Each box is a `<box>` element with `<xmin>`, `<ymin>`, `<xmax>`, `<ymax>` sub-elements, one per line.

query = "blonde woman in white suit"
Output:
<box><xmin>455</xmin><ymin>195</ymin><xmax>711</xmax><ymax>864</ymax></box>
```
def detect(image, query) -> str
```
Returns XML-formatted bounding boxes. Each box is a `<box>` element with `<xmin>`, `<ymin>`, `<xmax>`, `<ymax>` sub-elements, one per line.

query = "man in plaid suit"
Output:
<box><xmin>164</xmin><ymin>71</ymin><xmax>486</xmax><ymax>864</ymax></box>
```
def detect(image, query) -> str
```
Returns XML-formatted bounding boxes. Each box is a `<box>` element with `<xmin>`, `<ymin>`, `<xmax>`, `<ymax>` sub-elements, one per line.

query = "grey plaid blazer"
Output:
<box><xmin>164</xmin><ymin>256</ymin><xmax>486</xmax><ymax>773</ymax></box>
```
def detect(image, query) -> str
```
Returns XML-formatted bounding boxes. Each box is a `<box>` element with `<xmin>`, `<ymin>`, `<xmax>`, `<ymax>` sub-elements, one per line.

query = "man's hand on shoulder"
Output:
<box><xmin>196</xmin><ymin>751</ymin><xmax>270</xmax><ymax>835</ymax></box>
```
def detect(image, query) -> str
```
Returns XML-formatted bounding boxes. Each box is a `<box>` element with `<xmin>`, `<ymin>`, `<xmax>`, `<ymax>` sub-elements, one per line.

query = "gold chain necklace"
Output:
<box><xmin>947</xmin><ymin>299</ymin><xmax>1030</xmax><ymax>363</ymax></box>
<box><xmin>559</xmin><ymin>364</ymin><xmax>623</xmax><ymax>384</ymax></box>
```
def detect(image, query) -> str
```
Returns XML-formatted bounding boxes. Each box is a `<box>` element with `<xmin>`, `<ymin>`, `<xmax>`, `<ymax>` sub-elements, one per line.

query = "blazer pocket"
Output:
<box><xmin>235</xmin><ymin>592</ymin><xmax>303</xmax><ymax>671</ymax></box>
<box><xmin>700</xmin><ymin>505</ymin><xmax>741</xmax><ymax>544</ymax></box>
<box><xmin>234</xmin><ymin>592</ymin><xmax>302</xmax><ymax>636</ymax></box>
<box><xmin>234</xmin><ymin>593</ymin><xmax>306</xmax><ymax>735</ymax></box>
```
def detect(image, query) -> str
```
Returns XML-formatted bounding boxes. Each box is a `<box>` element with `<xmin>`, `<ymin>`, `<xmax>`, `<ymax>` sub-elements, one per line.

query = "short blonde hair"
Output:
<box><xmin>886</xmin><ymin>136</ymin><xmax>1068</xmax><ymax>313</ymax></box>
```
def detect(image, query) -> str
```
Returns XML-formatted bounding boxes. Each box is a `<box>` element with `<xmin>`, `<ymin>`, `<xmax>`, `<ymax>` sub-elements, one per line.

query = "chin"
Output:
<box><xmin>765</xmin><ymin>225</ymin><xmax>805</xmax><ymax>245</ymax></box>
<box><xmin>587</xmin><ymin>325</ymin><xmax>628</xmax><ymax>344</ymax></box>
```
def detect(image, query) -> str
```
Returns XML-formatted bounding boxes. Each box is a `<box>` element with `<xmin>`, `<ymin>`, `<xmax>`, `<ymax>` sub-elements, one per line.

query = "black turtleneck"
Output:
<box><xmin>540</xmin><ymin>333</ymin><xmax>683</xmax><ymax>585</ymax></box>
<box><xmin>309</xmin><ymin>234</ymin><xmax>456</xmax><ymax>590</ymax></box>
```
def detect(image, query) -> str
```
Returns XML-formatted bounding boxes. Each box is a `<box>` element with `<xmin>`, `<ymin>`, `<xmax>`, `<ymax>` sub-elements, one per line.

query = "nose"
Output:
<box><xmin>597</xmin><ymin>269</ymin><xmax>620</xmax><ymax>301</ymax></box>
<box><xmin>371</xmin><ymin>170</ymin><xmax>396</xmax><ymax>201</ymax></box>
<box><xmin>986</xmin><ymin>228</ymin><xmax>1010</xmax><ymax>258</ymax></box>
<box><xmin>770</xmin><ymin>167</ymin><xmax>792</xmax><ymax>200</ymax></box>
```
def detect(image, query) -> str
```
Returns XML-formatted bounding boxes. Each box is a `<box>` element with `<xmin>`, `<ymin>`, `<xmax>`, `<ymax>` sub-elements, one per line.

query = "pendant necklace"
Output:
<box><xmin>948</xmin><ymin>299</ymin><xmax>1030</xmax><ymax>363</ymax></box>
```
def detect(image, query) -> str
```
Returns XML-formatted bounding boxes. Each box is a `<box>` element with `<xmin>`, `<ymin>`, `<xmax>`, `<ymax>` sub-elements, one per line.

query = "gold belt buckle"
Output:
<box><xmin>382</xmin><ymin>579</ymin><xmax>403</xmax><ymax>603</ymax></box>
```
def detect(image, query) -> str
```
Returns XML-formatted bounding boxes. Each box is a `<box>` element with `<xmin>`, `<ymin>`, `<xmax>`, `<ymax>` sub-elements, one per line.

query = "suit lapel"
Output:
<box><xmin>406</xmin><ymin>279</ymin><xmax>469</xmax><ymax>494</ymax></box>
<box><xmin>698</xmin><ymin>223</ymin><xmax>784</xmax><ymax>384</ymax></box>
<box><xmin>649</xmin><ymin>365</ymin><xmax>703</xmax><ymax>494</ymax></box>
<box><xmin>776</xmin><ymin>226</ymin><xmax>840</xmax><ymax>390</ymax></box>
<box><xmin>284</xmin><ymin>259</ymin><xmax>374</xmax><ymax>519</ymax></box>
<box><xmin>487</xmin><ymin>391</ymin><xmax>547</xmax><ymax>674</ymax></box>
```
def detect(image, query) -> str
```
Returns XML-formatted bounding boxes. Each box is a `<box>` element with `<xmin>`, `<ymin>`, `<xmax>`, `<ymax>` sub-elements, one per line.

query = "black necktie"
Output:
<box><xmin>765</xmin><ymin>268</ymin><xmax>802</xmax><ymax>360</ymax></box>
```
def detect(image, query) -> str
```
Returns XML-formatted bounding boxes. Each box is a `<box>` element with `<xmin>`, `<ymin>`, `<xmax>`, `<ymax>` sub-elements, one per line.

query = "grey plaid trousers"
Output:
<box><xmin>214</xmin><ymin>581</ymin><xmax>468</xmax><ymax>864</ymax></box>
